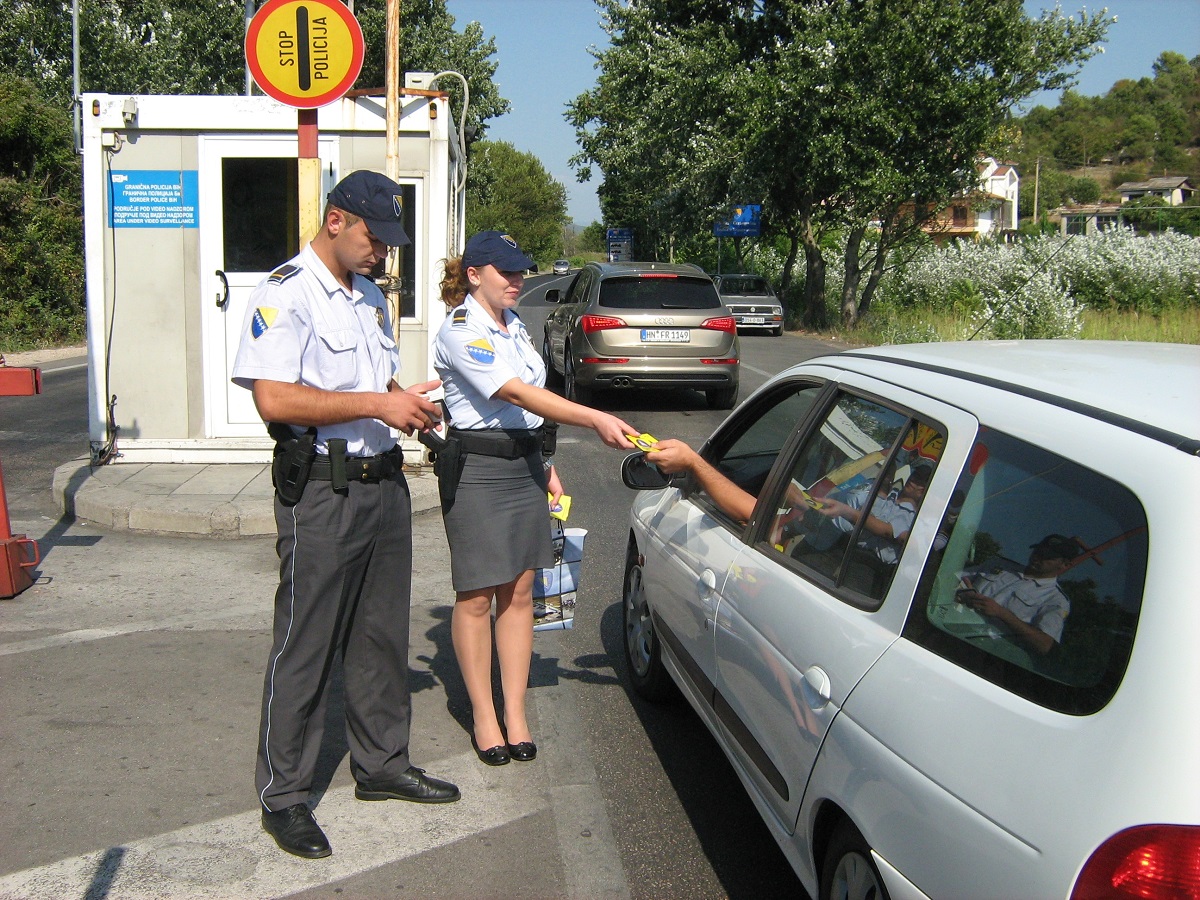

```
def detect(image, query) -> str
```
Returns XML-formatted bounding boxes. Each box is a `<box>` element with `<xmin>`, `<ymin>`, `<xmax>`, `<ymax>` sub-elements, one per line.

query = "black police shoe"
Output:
<box><xmin>261</xmin><ymin>803</ymin><xmax>332</xmax><ymax>859</ymax></box>
<box><xmin>354</xmin><ymin>766</ymin><xmax>461</xmax><ymax>803</ymax></box>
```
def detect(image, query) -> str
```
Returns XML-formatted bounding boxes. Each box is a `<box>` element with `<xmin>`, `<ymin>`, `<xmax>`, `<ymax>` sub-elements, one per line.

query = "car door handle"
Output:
<box><xmin>801</xmin><ymin>665</ymin><xmax>831</xmax><ymax>710</ymax></box>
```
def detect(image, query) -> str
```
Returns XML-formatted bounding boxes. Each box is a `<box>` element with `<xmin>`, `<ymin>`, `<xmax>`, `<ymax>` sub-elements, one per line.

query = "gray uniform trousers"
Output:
<box><xmin>256</xmin><ymin>472</ymin><xmax>413</xmax><ymax>812</ymax></box>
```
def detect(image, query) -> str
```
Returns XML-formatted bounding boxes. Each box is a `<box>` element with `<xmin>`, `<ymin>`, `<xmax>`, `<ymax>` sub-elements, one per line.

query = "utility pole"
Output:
<box><xmin>384</xmin><ymin>0</ymin><xmax>403</xmax><ymax>336</ymax></box>
<box><xmin>1032</xmin><ymin>156</ymin><xmax>1041</xmax><ymax>230</ymax></box>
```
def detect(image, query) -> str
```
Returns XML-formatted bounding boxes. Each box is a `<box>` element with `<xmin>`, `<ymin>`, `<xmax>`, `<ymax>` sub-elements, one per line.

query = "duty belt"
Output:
<box><xmin>450</xmin><ymin>427</ymin><xmax>542</xmax><ymax>460</ymax></box>
<box><xmin>309</xmin><ymin>446</ymin><xmax>403</xmax><ymax>483</ymax></box>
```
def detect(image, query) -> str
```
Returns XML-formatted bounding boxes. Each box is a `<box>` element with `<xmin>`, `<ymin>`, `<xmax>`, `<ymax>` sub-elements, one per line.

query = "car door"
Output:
<box><xmin>642</xmin><ymin>381</ymin><xmax>829</xmax><ymax>711</ymax></box>
<box><xmin>711</xmin><ymin>379</ymin><xmax>971</xmax><ymax>833</ymax></box>
<box><xmin>545</xmin><ymin>268</ymin><xmax>589</xmax><ymax>368</ymax></box>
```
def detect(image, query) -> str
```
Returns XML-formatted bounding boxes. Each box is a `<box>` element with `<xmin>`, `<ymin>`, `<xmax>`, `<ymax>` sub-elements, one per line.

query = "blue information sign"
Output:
<box><xmin>109</xmin><ymin>170</ymin><xmax>199</xmax><ymax>228</ymax></box>
<box><xmin>713</xmin><ymin>204</ymin><xmax>761</xmax><ymax>237</ymax></box>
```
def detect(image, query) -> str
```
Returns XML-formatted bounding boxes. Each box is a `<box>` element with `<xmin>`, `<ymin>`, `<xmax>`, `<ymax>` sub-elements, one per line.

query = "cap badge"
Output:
<box><xmin>393</xmin><ymin>195</ymin><xmax>403</xmax><ymax>218</ymax></box>
<box><xmin>501</xmin><ymin>234</ymin><xmax>518</xmax><ymax>248</ymax></box>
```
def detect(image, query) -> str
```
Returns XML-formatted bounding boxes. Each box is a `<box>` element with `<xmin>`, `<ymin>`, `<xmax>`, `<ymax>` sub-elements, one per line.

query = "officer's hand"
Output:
<box><xmin>593</xmin><ymin>413</ymin><xmax>639</xmax><ymax>449</ymax></box>
<box><xmin>547</xmin><ymin>466</ymin><xmax>564</xmax><ymax>507</ymax></box>
<box><xmin>404</xmin><ymin>379</ymin><xmax>442</xmax><ymax>401</ymax></box>
<box><xmin>380</xmin><ymin>388</ymin><xmax>442</xmax><ymax>435</ymax></box>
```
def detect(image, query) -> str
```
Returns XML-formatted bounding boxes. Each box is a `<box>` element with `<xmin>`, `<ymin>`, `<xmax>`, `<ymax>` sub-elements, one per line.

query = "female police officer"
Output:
<box><xmin>433</xmin><ymin>231</ymin><xmax>638</xmax><ymax>765</ymax></box>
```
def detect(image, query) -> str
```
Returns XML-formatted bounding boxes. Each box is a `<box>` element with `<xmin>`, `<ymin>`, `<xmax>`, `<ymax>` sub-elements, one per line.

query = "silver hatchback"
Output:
<box><xmin>542</xmin><ymin>261</ymin><xmax>741</xmax><ymax>409</ymax></box>
<box><xmin>714</xmin><ymin>274</ymin><xmax>784</xmax><ymax>335</ymax></box>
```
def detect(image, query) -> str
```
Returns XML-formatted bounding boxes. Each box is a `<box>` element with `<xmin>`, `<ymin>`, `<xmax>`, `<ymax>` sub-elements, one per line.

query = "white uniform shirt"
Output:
<box><xmin>231</xmin><ymin>244</ymin><xmax>400</xmax><ymax>456</ymax></box>
<box><xmin>965</xmin><ymin>568</ymin><xmax>1071</xmax><ymax>643</ymax></box>
<box><xmin>431</xmin><ymin>294</ymin><xmax>545</xmax><ymax>431</ymax></box>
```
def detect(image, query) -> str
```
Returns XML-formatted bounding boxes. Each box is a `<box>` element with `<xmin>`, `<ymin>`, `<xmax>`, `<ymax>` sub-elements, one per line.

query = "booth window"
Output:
<box><xmin>222</xmin><ymin>157</ymin><xmax>299</xmax><ymax>272</ymax></box>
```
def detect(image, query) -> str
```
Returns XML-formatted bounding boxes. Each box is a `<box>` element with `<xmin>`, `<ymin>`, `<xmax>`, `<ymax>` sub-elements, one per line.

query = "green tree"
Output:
<box><xmin>354</xmin><ymin>0</ymin><xmax>509</xmax><ymax>140</ymax></box>
<box><xmin>0</xmin><ymin>74</ymin><xmax>84</xmax><ymax>348</ymax></box>
<box><xmin>465</xmin><ymin>140</ymin><xmax>568</xmax><ymax>265</ymax></box>
<box><xmin>571</xmin><ymin>0</ymin><xmax>1111</xmax><ymax>328</ymax></box>
<box><xmin>577</xmin><ymin>221</ymin><xmax>606</xmax><ymax>253</ymax></box>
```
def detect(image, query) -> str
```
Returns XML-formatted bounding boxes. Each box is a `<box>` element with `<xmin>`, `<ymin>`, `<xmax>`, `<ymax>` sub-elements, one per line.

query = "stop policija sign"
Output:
<box><xmin>245</xmin><ymin>0</ymin><xmax>364</xmax><ymax>109</ymax></box>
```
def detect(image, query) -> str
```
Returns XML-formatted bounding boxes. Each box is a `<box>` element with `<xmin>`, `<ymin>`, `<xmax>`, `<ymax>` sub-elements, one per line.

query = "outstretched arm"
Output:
<box><xmin>649</xmin><ymin>439</ymin><xmax>756</xmax><ymax>525</ymax></box>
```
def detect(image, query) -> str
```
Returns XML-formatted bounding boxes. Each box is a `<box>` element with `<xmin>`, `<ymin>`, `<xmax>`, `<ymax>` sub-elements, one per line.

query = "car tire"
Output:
<box><xmin>565</xmin><ymin>349</ymin><xmax>594</xmax><ymax>404</ymax></box>
<box><xmin>706</xmin><ymin>385</ymin><xmax>738</xmax><ymax>410</ymax></box>
<box><xmin>542</xmin><ymin>332</ymin><xmax>562</xmax><ymax>389</ymax></box>
<box><xmin>622</xmin><ymin>540</ymin><xmax>676</xmax><ymax>702</ymax></box>
<box><xmin>819</xmin><ymin>821</ymin><xmax>891</xmax><ymax>900</ymax></box>
<box><xmin>772</xmin><ymin>325</ymin><xmax>784</xmax><ymax>336</ymax></box>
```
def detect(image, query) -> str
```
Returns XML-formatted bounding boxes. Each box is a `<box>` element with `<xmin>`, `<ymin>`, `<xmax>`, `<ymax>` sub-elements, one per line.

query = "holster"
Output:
<box><xmin>541</xmin><ymin>420</ymin><xmax>559</xmax><ymax>457</ymax></box>
<box><xmin>433</xmin><ymin>435</ymin><xmax>465</xmax><ymax>507</ymax></box>
<box><xmin>268</xmin><ymin>422</ymin><xmax>317</xmax><ymax>506</ymax></box>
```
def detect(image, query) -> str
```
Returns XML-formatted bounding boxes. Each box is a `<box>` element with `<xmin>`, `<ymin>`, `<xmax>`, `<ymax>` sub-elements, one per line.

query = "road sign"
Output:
<box><xmin>245</xmin><ymin>0</ymin><xmax>364</xmax><ymax>109</ymax></box>
<box><xmin>714</xmin><ymin>204</ymin><xmax>761</xmax><ymax>237</ymax></box>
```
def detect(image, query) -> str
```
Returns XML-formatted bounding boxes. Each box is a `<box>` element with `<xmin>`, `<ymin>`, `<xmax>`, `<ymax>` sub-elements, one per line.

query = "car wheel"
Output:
<box><xmin>564</xmin><ymin>349</ymin><xmax>593</xmax><ymax>404</ymax></box>
<box><xmin>820</xmin><ymin>821</ymin><xmax>890</xmax><ymax>900</ymax></box>
<box><xmin>706</xmin><ymin>385</ymin><xmax>738</xmax><ymax>410</ymax></box>
<box><xmin>542</xmin><ymin>332</ymin><xmax>562</xmax><ymax>388</ymax></box>
<box><xmin>772</xmin><ymin>325</ymin><xmax>784</xmax><ymax>336</ymax></box>
<box><xmin>622</xmin><ymin>541</ymin><xmax>676</xmax><ymax>702</ymax></box>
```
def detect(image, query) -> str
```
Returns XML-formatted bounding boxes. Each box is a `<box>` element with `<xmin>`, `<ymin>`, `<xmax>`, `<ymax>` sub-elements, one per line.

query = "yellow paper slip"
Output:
<box><xmin>549</xmin><ymin>493</ymin><xmax>572</xmax><ymax>520</ymax></box>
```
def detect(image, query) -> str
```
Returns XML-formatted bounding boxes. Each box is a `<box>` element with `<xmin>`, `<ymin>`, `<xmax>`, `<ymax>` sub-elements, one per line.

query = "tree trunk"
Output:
<box><xmin>778</xmin><ymin>228</ymin><xmax>801</xmax><ymax>328</ymax></box>
<box><xmin>799</xmin><ymin>207</ymin><xmax>827</xmax><ymax>329</ymax></box>
<box><xmin>840</xmin><ymin>225</ymin><xmax>866</xmax><ymax>328</ymax></box>
<box><xmin>857</xmin><ymin>233</ymin><xmax>889</xmax><ymax>320</ymax></box>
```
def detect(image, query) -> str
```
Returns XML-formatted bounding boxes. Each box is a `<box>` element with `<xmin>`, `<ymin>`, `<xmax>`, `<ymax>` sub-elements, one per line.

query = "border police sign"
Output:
<box><xmin>714</xmin><ymin>204</ymin><xmax>761</xmax><ymax>238</ymax></box>
<box><xmin>246</xmin><ymin>0</ymin><xmax>364</xmax><ymax>109</ymax></box>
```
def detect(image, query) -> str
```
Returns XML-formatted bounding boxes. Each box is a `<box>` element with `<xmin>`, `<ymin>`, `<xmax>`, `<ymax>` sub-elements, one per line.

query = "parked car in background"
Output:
<box><xmin>714</xmin><ymin>274</ymin><xmax>784</xmax><ymax>335</ymax></box>
<box><xmin>552</xmin><ymin>258</ymin><xmax>571</xmax><ymax>276</ymax></box>
<box><xmin>542</xmin><ymin>261</ymin><xmax>740</xmax><ymax>409</ymax></box>
<box><xmin>621</xmin><ymin>341</ymin><xmax>1200</xmax><ymax>900</ymax></box>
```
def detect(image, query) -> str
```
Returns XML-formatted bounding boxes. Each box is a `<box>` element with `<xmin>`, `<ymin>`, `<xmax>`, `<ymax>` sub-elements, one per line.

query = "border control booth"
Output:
<box><xmin>81</xmin><ymin>78</ymin><xmax>463</xmax><ymax>464</ymax></box>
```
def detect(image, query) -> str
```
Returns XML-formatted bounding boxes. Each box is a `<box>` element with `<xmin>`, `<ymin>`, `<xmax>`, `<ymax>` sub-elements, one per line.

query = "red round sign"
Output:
<box><xmin>245</xmin><ymin>0</ymin><xmax>364</xmax><ymax>109</ymax></box>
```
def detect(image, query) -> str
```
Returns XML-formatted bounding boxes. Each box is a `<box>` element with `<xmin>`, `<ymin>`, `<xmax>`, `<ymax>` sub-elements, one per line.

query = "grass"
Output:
<box><xmin>799</xmin><ymin>306</ymin><xmax>1200</xmax><ymax>346</ymax></box>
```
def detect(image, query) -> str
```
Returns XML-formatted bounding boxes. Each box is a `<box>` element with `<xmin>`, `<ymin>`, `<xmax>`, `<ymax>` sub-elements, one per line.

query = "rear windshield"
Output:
<box><xmin>720</xmin><ymin>277</ymin><xmax>773</xmax><ymax>296</ymax></box>
<box><xmin>599</xmin><ymin>275</ymin><xmax>722</xmax><ymax>310</ymax></box>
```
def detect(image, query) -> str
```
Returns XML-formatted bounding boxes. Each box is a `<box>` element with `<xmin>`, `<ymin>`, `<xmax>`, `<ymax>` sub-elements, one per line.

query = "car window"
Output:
<box><xmin>764</xmin><ymin>391</ymin><xmax>945</xmax><ymax>608</ymax></box>
<box><xmin>691</xmin><ymin>382</ymin><xmax>826</xmax><ymax>522</ymax></box>
<box><xmin>566</xmin><ymin>269</ymin><xmax>591</xmax><ymax>305</ymax></box>
<box><xmin>903</xmin><ymin>427</ymin><xmax>1148</xmax><ymax>715</ymax></box>
<box><xmin>720</xmin><ymin>277</ymin><xmax>772</xmax><ymax>297</ymax></box>
<box><xmin>598</xmin><ymin>276</ymin><xmax>721</xmax><ymax>310</ymax></box>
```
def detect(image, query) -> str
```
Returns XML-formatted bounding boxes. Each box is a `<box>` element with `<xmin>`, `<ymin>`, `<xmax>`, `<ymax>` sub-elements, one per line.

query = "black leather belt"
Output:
<box><xmin>309</xmin><ymin>446</ymin><xmax>403</xmax><ymax>483</ymax></box>
<box><xmin>450</xmin><ymin>427</ymin><xmax>542</xmax><ymax>460</ymax></box>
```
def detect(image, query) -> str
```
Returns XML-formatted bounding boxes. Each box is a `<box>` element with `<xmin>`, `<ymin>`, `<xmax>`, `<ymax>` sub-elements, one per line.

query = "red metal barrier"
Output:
<box><xmin>1</xmin><ymin>361</ymin><xmax>42</xmax><ymax>599</ymax></box>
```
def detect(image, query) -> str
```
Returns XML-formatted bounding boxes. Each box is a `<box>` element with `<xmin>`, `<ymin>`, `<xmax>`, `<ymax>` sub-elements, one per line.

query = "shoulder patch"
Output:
<box><xmin>251</xmin><ymin>307</ymin><xmax>279</xmax><ymax>340</ymax></box>
<box><xmin>268</xmin><ymin>264</ymin><xmax>301</xmax><ymax>284</ymax></box>
<box><xmin>451</xmin><ymin>305</ymin><xmax>468</xmax><ymax>325</ymax></box>
<box><xmin>466</xmin><ymin>339</ymin><xmax>496</xmax><ymax>365</ymax></box>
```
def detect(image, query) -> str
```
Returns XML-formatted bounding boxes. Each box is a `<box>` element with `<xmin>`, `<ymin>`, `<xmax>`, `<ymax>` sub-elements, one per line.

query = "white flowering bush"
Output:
<box><xmin>744</xmin><ymin>226</ymin><xmax>1199</xmax><ymax>341</ymax></box>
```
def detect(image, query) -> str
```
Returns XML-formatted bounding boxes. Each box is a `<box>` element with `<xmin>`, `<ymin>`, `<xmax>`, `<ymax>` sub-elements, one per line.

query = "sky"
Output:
<box><xmin>446</xmin><ymin>0</ymin><xmax>1200</xmax><ymax>226</ymax></box>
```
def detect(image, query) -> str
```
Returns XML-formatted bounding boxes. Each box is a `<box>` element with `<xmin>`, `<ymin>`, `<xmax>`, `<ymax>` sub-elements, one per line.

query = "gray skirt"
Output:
<box><xmin>442</xmin><ymin>450</ymin><xmax>554</xmax><ymax>592</ymax></box>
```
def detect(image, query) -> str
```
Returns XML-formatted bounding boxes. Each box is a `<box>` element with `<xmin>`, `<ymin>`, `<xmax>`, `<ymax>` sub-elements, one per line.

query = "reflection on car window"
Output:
<box><xmin>599</xmin><ymin>276</ymin><xmax>721</xmax><ymax>310</ymax></box>
<box><xmin>766</xmin><ymin>392</ymin><xmax>945</xmax><ymax>607</ymax></box>
<box><xmin>903</xmin><ymin>427</ymin><xmax>1148</xmax><ymax>715</ymax></box>
<box><xmin>698</xmin><ymin>383</ymin><xmax>825</xmax><ymax>517</ymax></box>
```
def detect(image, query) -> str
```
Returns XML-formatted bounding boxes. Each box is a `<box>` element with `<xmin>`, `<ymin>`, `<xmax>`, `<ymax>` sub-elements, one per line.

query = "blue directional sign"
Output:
<box><xmin>713</xmin><ymin>204</ymin><xmax>761</xmax><ymax>237</ymax></box>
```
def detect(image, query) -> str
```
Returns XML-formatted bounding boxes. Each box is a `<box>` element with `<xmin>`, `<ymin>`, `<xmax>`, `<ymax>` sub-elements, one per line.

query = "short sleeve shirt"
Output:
<box><xmin>431</xmin><ymin>294</ymin><xmax>546</xmax><ymax>430</ymax></box>
<box><xmin>966</xmin><ymin>568</ymin><xmax>1071</xmax><ymax>643</ymax></box>
<box><xmin>830</xmin><ymin>486</ymin><xmax>916</xmax><ymax>565</ymax></box>
<box><xmin>231</xmin><ymin>244</ymin><xmax>400</xmax><ymax>456</ymax></box>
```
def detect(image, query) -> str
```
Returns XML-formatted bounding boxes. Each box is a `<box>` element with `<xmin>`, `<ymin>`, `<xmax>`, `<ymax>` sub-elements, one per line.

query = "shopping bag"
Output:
<box><xmin>533</xmin><ymin>518</ymin><xmax>586</xmax><ymax>632</ymax></box>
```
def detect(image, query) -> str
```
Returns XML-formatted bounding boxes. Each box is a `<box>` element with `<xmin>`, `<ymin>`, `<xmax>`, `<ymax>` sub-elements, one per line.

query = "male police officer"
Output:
<box><xmin>233</xmin><ymin>170</ymin><xmax>458</xmax><ymax>859</ymax></box>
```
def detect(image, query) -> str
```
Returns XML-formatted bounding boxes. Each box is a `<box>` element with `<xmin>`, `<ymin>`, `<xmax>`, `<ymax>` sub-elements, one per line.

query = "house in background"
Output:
<box><xmin>1051</xmin><ymin>175</ymin><xmax>1194</xmax><ymax>236</ymax></box>
<box><xmin>920</xmin><ymin>157</ymin><xmax>1020</xmax><ymax>244</ymax></box>
<box><xmin>1116</xmin><ymin>176</ymin><xmax>1195</xmax><ymax>206</ymax></box>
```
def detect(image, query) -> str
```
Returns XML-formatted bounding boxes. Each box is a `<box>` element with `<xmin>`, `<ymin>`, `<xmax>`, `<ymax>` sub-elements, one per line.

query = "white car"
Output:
<box><xmin>621</xmin><ymin>341</ymin><xmax>1200</xmax><ymax>900</ymax></box>
<box><xmin>552</xmin><ymin>258</ymin><xmax>571</xmax><ymax>276</ymax></box>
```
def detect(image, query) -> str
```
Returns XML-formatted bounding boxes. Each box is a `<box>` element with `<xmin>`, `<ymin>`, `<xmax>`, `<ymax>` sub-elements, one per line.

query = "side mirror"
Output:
<box><xmin>545</xmin><ymin>288</ymin><xmax>562</xmax><ymax>303</ymax></box>
<box><xmin>621</xmin><ymin>452</ymin><xmax>677</xmax><ymax>490</ymax></box>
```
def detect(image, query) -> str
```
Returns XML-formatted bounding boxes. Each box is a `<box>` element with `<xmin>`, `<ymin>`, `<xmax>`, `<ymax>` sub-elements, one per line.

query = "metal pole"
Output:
<box><xmin>72</xmin><ymin>0</ymin><xmax>81</xmax><ymax>152</ymax></box>
<box><xmin>384</xmin><ymin>0</ymin><xmax>402</xmax><ymax>336</ymax></box>
<box><xmin>245</xmin><ymin>0</ymin><xmax>256</xmax><ymax>95</ymax></box>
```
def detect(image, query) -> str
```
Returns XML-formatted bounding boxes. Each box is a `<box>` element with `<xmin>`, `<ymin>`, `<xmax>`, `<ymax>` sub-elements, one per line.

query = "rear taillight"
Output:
<box><xmin>581</xmin><ymin>314</ymin><xmax>626</xmax><ymax>333</ymax></box>
<box><xmin>1072</xmin><ymin>825</ymin><xmax>1200</xmax><ymax>899</ymax></box>
<box><xmin>701</xmin><ymin>316</ymin><xmax>736</xmax><ymax>333</ymax></box>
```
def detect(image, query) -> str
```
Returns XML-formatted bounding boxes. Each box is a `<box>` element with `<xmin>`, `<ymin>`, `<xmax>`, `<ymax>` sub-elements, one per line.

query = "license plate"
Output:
<box><xmin>641</xmin><ymin>329</ymin><xmax>690</xmax><ymax>343</ymax></box>
<box><xmin>741</xmin><ymin>316</ymin><xmax>765</xmax><ymax>325</ymax></box>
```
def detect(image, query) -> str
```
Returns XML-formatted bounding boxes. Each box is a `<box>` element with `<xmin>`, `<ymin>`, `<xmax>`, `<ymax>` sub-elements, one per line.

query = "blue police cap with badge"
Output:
<box><xmin>462</xmin><ymin>231</ymin><xmax>535</xmax><ymax>272</ymax></box>
<box><xmin>327</xmin><ymin>171</ymin><xmax>410</xmax><ymax>247</ymax></box>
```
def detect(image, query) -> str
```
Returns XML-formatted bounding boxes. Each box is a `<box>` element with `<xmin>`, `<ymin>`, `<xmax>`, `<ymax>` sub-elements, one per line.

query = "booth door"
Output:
<box><xmin>200</xmin><ymin>137</ymin><xmax>339</xmax><ymax>438</ymax></box>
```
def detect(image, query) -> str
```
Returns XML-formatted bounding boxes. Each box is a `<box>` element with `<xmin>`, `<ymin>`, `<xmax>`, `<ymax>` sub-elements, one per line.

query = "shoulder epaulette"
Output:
<box><xmin>451</xmin><ymin>305</ymin><xmax>468</xmax><ymax>325</ymax></box>
<box><xmin>268</xmin><ymin>264</ymin><xmax>301</xmax><ymax>284</ymax></box>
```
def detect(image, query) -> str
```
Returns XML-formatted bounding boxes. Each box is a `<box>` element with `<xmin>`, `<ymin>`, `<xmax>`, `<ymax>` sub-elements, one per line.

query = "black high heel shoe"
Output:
<box><xmin>472</xmin><ymin>737</ymin><xmax>510</xmax><ymax>766</ymax></box>
<box><xmin>507</xmin><ymin>741</ymin><xmax>537</xmax><ymax>762</ymax></box>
